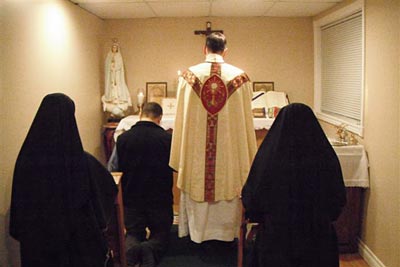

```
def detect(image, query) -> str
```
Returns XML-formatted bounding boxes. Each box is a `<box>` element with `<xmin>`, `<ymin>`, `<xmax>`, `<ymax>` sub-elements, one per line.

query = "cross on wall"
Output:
<box><xmin>167</xmin><ymin>101</ymin><xmax>175</xmax><ymax>110</ymax></box>
<box><xmin>194</xmin><ymin>21</ymin><xmax>224</xmax><ymax>36</ymax></box>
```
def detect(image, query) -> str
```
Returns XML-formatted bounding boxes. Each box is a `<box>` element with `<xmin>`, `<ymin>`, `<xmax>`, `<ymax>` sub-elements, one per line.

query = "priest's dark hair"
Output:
<box><xmin>206</xmin><ymin>32</ymin><xmax>226</xmax><ymax>54</ymax></box>
<box><xmin>142</xmin><ymin>102</ymin><xmax>163</xmax><ymax>119</ymax></box>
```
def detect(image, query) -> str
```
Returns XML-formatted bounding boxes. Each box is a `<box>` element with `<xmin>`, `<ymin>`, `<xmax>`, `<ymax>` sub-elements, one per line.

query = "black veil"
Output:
<box><xmin>10</xmin><ymin>93</ymin><xmax>117</xmax><ymax>266</ymax></box>
<box><xmin>241</xmin><ymin>103</ymin><xmax>346</xmax><ymax>266</ymax></box>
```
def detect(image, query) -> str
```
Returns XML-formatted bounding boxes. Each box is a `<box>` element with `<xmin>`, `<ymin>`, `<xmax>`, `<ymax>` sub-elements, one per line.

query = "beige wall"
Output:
<box><xmin>363</xmin><ymin>0</ymin><xmax>400</xmax><ymax>266</ymax></box>
<box><xmin>0</xmin><ymin>1</ymin><xmax>104</xmax><ymax>265</ymax></box>
<box><xmin>102</xmin><ymin>17</ymin><xmax>314</xmax><ymax>108</ymax></box>
<box><xmin>0</xmin><ymin>0</ymin><xmax>105</xmax><ymax>213</ymax></box>
<box><xmin>318</xmin><ymin>1</ymin><xmax>400</xmax><ymax>266</ymax></box>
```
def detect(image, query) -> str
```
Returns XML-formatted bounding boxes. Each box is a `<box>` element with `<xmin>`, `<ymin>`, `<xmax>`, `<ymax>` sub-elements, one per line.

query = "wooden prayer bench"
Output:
<box><xmin>105</xmin><ymin>172</ymin><xmax>127</xmax><ymax>267</ymax></box>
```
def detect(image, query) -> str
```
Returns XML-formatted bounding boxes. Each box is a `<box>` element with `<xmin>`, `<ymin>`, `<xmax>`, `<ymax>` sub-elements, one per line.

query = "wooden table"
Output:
<box><xmin>331</xmin><ymin>144</ymin><xmax>369</xmax><ymax>253</ymax></box>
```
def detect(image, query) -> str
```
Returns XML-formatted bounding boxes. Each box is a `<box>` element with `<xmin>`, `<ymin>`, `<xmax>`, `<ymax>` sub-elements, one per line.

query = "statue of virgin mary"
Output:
<box><xmin>101</xmin><ymin>42</ymin><xmax>132</xmax><ymax>119</ymax></box>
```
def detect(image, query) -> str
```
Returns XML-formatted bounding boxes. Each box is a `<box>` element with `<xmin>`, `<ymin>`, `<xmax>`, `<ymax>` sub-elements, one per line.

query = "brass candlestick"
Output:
<box><xmin>137</xmin><ymin>89</ymin><xmax>145</xmax><ymax>116</ymax></box>
<box><xmin>137</xmin><ymin>103</ymin><xmax>143</xmax><ymax>117</ymax></box>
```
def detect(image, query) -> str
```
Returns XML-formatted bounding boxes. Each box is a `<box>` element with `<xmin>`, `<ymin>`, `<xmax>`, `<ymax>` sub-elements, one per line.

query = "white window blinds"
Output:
<box><xmin>320</xmin><ymin>11</ymin><xmax>362</xmax><ymax>124</ymax></box>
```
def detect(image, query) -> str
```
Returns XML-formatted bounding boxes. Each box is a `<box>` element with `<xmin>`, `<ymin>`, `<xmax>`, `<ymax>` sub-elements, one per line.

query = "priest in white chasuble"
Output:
<box><xmin>170</xmin><ymin>32</ymin><xmax>257</xmax><ymax>243</ymax></box>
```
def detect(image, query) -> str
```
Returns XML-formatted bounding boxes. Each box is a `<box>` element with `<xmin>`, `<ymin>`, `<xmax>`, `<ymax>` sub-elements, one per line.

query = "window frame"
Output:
<box><xmin>313</xmin><ymin>0</ymin><xmax>365</xmax><ymax>136</ymax></box>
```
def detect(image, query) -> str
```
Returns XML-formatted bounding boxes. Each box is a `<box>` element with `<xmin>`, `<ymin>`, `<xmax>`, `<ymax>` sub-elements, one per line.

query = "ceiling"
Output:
<box><xmin>70</xmin><ymin>0</ymin><xmax>343</xmax><ymax>19</ymax></box>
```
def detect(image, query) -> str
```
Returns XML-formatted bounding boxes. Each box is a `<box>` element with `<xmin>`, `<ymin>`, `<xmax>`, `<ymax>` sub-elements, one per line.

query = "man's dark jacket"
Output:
<box><xmin>117</xmin><ymin>121</ymin><xmax>173</xmax><ymax>207</ymax></box>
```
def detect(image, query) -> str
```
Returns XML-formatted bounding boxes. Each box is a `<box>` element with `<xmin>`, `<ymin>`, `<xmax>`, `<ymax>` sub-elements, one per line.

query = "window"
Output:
<box><xmin>314</xmin><ymin>0</ymin><xmax>364</xmax><ymax>136</ymax></box>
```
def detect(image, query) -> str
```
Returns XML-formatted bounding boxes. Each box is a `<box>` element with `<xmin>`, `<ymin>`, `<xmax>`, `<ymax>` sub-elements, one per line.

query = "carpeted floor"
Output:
<box><xmin>158</xmin><ymin>225</ymin><xmax>238</xmax><ymax>267</ymax></box>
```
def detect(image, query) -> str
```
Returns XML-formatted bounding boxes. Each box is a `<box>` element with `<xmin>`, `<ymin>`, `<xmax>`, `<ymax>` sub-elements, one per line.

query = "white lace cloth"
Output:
<box><xmin>114</xmin><ymin>115</ymin><xmax>369</xmax><ymax>188</ymax></box>
<box><xmin>114</xmin><ymin>115</ymin><xmax>274</xmax><ymax>141</ymax></box>
<box><xmin>333</xmin><ymin>144</ymin><xmax>370</xmax><ymax>188</ymax></box>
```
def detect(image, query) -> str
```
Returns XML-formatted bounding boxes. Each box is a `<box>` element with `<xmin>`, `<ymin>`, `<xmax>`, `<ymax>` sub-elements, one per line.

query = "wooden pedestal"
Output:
<box><xmin>103</xmin><ymin>122</ymin><xmax>119</xmax><ymax>161</ymax></box>
<box><xmin>334</xmin><ymin>187</ymin><xmax>364</xmax><ymax>253</ymax></box>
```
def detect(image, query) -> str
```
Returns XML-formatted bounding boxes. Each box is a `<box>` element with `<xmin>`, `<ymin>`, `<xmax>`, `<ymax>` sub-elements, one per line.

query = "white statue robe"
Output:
<box><xmin>170</xmin><ymin>53</ymin><xmax>257</xmax><ymax>243</ymax></box>
<box><xmin>102</xmin><ymin>50</ymin><xmax>132</xmax><ymax>117</ymax></box>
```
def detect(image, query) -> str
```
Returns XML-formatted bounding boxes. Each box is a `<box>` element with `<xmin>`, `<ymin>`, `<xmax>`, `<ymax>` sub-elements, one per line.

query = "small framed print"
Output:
<box><xmin>161</xmin><ymin>98</ymin><xmax>177</xmax><ymax>115</ymax></box>
<box><xmin>253</xmin><ymin>81</ymin><xmax>274</xmax><ymax>92</ymax></box>
<box><xmin>146</xmin><ymin>82</ymin><xmax>167</xmax><ymax>105</ymax></box>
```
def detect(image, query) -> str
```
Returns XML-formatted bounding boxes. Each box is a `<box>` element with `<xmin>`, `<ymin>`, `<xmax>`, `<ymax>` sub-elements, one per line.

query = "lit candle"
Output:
<box><xmin>137</xmin><ymin>91</ymin><xmax>144</xmax><ymax>106</ymax></box>
<box><xmin>177</xmin><ymin>70</ymin><xmax>182</xmax><ymax>76</ymax></box>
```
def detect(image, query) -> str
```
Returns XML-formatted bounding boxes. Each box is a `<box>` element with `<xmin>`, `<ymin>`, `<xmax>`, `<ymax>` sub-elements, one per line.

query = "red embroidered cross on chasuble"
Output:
<box><xmin>183</xmin><ymin>62</ymin><xmax>250</xmax><ymax>202</ymax></box>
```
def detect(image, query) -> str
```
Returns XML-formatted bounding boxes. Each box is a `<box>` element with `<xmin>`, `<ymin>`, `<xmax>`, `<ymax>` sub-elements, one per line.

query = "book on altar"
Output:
<box><xmin>251</xmin><ymin>91</ymin><xmax>288</xmax><ymax>118</ymax></box>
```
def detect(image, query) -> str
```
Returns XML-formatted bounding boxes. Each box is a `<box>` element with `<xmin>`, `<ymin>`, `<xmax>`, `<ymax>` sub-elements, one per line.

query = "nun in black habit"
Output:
<box><xmin>241</xmin><ymin>103</ymin><xmax>346</xmax><ymax>267</ymax></box>
<box><xmin>9</xmin><ymin>93</ymin><xmax>118</xmax><ymax>267</ymax></box>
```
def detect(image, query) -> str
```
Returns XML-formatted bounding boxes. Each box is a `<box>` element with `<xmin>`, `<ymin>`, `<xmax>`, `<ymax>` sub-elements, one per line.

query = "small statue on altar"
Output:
<box><xmin>336</xmin><ymin>123</ymin><xmax>348</xmax><ymax>142</ymax></box>
<box><xmin>101</xmin><ymin>40</ymin><xmax>132</xmax><ymax>120</ymax></box>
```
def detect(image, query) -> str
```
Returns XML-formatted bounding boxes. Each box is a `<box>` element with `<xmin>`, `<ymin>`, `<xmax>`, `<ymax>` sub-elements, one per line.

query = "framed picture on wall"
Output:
<box><xmin>146</xmin><ymin>82</ymin><xmax>167</xmax><ymax>105</ymax></box>
<box><xmin>253</xmin><ymin>81</ymin><xmax>274</xmax><ymax>92</ymax></box>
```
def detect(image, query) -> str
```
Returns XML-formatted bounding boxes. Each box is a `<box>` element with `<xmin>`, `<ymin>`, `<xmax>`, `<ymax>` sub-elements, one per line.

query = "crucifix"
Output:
<box><xmin>194</xmin><ymin>21</ymin><xmax>224</xmax><ymax>36</ymax></box>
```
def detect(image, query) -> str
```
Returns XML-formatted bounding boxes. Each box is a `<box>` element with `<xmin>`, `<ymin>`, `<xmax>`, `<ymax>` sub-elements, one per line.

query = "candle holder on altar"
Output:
<box><xmin>137</xmin><ymin>89</ymin><xmax>145</xmax><ymax>116</ymax></box>
<box><xmin>137</xmin><ymin>103</ymin><xmax>143</xmax><ymax>116</ymax></box>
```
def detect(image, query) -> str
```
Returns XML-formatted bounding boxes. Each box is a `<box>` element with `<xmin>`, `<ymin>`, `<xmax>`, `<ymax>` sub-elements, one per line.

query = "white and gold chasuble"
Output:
<box><xmin>170</xmin><ymin>54</ymin><xmax>257</xmax><ymax>242</ymax></box>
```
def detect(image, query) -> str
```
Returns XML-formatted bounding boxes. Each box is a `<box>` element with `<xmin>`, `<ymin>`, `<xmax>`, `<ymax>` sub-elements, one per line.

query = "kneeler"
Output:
<box><xmin>237</xmin><ymin>206</ymin><xmax>260</xmax><ymax>267</ymax></box>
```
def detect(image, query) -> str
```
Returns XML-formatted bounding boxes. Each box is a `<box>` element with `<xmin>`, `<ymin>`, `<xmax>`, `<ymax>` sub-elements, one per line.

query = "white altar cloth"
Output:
<box><xmin>114</xmin><ymin>115</ymin><xmax>175</xmax><ymax>141</ymax></box>
<box><xmin>113</xmin><ymin>115</ymin><xmax>369</xmax><ymax>188</ymax></box>
<box><xmin>113</xmin><ymin>115</ymin><xmax>274</xmax><ymax>141</ymax></box>
<box><xmin>332</xmin><ymin>145</ymin><xmax>369</xmax><ymax>188</ymax></box>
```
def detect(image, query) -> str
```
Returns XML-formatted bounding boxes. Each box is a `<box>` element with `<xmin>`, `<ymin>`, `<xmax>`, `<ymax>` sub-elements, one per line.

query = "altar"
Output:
<box><xmin>111</xmin><ymin>115</ymin><xmax>275</xmax><ymax>142</ymax></box>
<box><xmin>104</xmin><ymin>114</ymin><xmax>369</xmax><ymax>254</ymax></box>
<box><xmin>331</xmin><ymin>144</ymin><xmax>369</xmax><ymax>253</ymax></box>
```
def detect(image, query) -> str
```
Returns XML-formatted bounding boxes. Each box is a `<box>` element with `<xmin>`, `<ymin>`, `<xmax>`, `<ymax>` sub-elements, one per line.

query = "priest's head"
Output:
<box><xmin>205</xmin><ymin>32</ymin><xmax>227</xmax><ymax>56</ymax></box>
